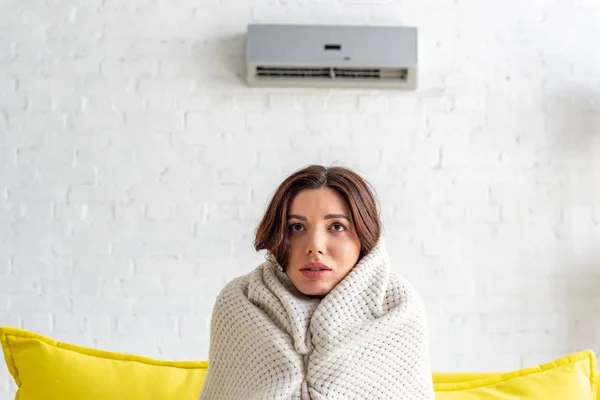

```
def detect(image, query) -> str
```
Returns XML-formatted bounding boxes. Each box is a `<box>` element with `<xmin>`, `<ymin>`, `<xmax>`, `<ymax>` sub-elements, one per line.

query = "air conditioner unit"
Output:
<box><xmin>245</xmin><ymin>23</ymin><xmax>418</xmax><ymax>90</ymax></box>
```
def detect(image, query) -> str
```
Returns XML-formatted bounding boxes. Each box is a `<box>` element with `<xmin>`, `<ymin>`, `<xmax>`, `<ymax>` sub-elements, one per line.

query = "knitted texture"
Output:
<box><xmin>200</xmin><ymin>238</ymin><xmax>435</xmax><ymax>400</ymax></box>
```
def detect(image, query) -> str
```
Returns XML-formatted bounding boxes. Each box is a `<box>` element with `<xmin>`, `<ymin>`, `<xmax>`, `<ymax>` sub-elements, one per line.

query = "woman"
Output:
<box><xmin>200</xmin><ymin>165</ymin><xmax>434</xmax><ymax>400</ymax></box>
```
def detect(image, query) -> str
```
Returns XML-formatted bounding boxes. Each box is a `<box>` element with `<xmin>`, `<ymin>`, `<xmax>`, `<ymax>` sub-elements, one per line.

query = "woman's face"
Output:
<box><xmin>285</xmin><ymin>187</ymin><xmax>361</xmax><ymax>296</ymax></box>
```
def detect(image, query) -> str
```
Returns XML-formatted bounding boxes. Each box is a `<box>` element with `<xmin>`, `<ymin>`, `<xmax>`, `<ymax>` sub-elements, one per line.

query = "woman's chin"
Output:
<box><xmin>288</xmin><ymin>273</ymin><xmax>335</xmax><ymax>297</ymax></box>
<box><xmin>297</xmin><ymin>284</ymin><xmax>331</xmax><ymax>297</ymax></box>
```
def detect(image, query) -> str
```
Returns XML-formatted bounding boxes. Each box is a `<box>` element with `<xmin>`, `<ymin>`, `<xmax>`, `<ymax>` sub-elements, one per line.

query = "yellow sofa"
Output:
<box><xmin>1</xmin><ymin>326</ymin><xmax>598</xmax><ymax>399</ymax></box>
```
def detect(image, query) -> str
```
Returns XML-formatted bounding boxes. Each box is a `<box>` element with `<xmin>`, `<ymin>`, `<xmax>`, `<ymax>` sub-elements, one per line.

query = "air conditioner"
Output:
<box><xmin>245</xmin><ymin>23</ymin><xmax>418</xmax><ymax>90</ymax></box>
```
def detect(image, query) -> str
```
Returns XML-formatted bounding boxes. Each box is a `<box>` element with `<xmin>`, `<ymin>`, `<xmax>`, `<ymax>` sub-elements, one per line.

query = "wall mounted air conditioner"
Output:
<box><xmin>245</xmin><ymin>23</ymin><xmax>418</xmax><ymax>90</ymax></box>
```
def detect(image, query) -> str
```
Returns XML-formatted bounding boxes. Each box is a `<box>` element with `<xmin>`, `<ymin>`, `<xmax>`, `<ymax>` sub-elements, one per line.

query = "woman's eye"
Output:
<box><xmin>331</xmin><ymin>223</ymin><xmax>346</xmax><ymax>232</ymax></box>
<box><xmin>289</xmin><ymin>223</ymin><xmax>304</xmax><ymax>232</ymax></box>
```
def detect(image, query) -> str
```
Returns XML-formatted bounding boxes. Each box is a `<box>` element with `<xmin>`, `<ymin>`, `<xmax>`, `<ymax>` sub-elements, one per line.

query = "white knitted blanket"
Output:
<box><xmin>200</xmin><ymin>239</ymin><xmax>434</xmax><ymax>400</ymax></box>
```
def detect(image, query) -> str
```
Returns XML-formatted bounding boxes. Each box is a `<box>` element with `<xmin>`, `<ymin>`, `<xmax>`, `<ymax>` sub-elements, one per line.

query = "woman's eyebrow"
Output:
<box><xmin>287</xmin><ymin>214</ymin><xmax>351</xmax><ymax>222</ymax></box>
<box><xmin>324</xmin><ymin>213</ymin><xmax>351</xmax><ymax>221</ymax></box>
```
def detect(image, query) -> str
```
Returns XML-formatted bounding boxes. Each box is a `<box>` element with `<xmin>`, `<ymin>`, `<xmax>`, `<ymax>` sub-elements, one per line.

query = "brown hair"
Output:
<box><xmin>254</xmin><ymin>164</ymin><xmax>382</xmax><ymax>270</ymax></box>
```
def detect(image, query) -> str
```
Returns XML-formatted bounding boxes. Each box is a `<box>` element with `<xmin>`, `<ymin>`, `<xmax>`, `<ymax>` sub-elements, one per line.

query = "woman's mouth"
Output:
<box><xmin>300</xmin><ymin>262</ymin><xmax>331</xmax><ymax>279</ymax></box>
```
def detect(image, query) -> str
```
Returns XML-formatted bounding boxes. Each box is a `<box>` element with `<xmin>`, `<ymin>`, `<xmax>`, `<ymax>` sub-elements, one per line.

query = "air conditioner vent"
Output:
<box><xmin>256</xmin><ymin>66</ymin><xmax>408</xmax><ymax>81</ymax></box>
<box><xmin>256</xmin><ymin>66</ymin><xmax>330</xmax><ymax>78</ymax></box>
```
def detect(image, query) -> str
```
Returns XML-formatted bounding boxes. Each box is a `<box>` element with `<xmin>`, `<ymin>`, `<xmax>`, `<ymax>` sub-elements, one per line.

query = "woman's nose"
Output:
<box><xmin>306</xmin><ymin>232</ymin><xmax>326</xmax><ymax>255</ymax></box>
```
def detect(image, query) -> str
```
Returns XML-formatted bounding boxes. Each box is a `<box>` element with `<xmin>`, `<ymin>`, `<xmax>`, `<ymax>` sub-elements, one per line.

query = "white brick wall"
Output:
<box><xmin>1</xmin><ymin>0</ymin><xmax>600</xmax><ymax>397</ymax></box>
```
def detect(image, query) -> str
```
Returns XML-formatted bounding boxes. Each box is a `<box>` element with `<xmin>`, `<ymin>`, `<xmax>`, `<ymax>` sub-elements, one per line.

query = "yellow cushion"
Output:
<box><xmin>1</xmin><ymin>326</ymin><xmax>598</xmax><ymax>400</ymax></box>
<box><xmin>434</xmin><ymin>350</ymin><xmax>598</xmax><ymax>399</ymax></box>
<box><xmin>435</xmin><ymin>372</ymin><xmax>600</xmax><ymax>400</ymax></box>
<box><xmin>0</xmin><ymin>326</ymin><xmax>208</xmax><ymax>400</ymax></box>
